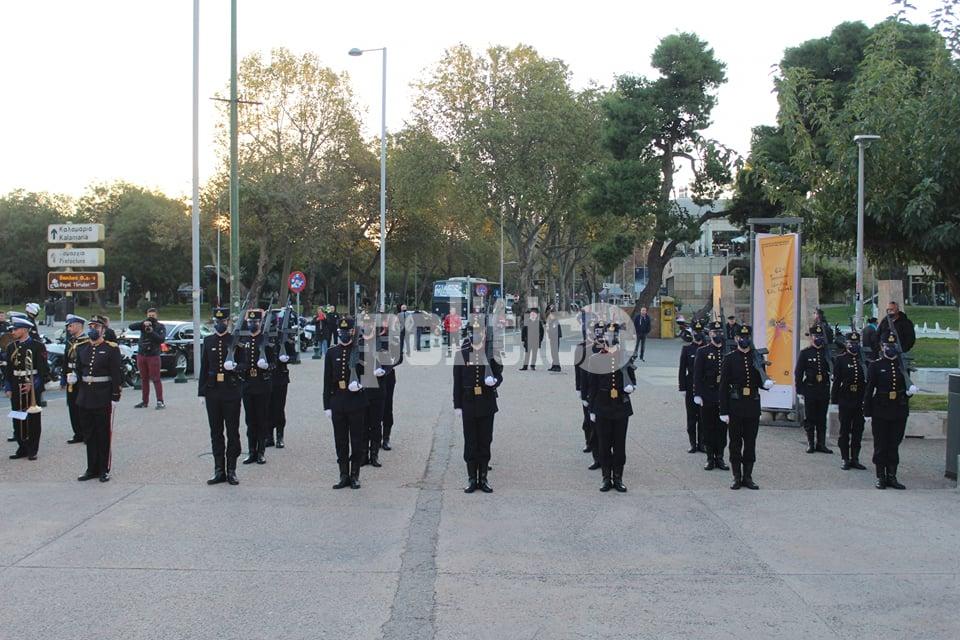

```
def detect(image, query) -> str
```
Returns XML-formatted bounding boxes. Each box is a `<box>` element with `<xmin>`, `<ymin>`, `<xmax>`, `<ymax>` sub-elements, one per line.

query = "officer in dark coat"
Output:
<box><xmin>831</xmin><ymin>332</ymin><xmax>868</xmax><ymax>471</ymax></box>
<box><xmin>198</xmin><ymin>307</ymin><xmax>242</xmax><ymax>485</ymax></box>
<box><xmin>574</xmin><ymin>322</ymin><xmax>602</xmax><ymax>470</ymax></box>
<box><xmin>795</xmin><ymin>325</ymin><xmax>834</xmax><ymax>454</ymax></box>
<box><xmin>519</xmin><ymin>308</ymin><xmax>544</xmax><ymax>371</ymax></box>
<box><xmin>266</xmin><ymin>307</ymin><xmax>295</xmax><ymax>449</ymax></box>
<box><xmin>678</xmin><ymin>320</ymin><xmax>705</xmax><ymax>454</ymax></box>
<box><xmin>863</xmin><ymin>333</ymin><xmax>917</xmax><ymax>490</ymax></box>
<box><xmin>586</xmin><ymin>322</ymin><xmax>637</xmax><ymax>492</ymax></box>
<box><xmin>323</xmin><ymin>317</ymin><xmax>367</xmax><ymax>489</ymax></box>
<box><xmin>62</xmin><ymin>314</ymin><xmax>89</xmax><ymax>444</ymax></box>
<box><xmin>379</xmin><ymin>314</ymin><xmax>403</xmax><ymax>452</ymax></box>
<box><xmin>3</xmin><ymin>316</ymin><xmax>48</xmax><ymax>460</ymax></box>
<box><xmin>719</xmin><ymin>325</ymin><xmax>773</xmax><ymax>490</ymax></box>
<box><xmin>693</xmin><ymin>321</ymin><xmax>730</xmax><ymax>471</ymax></box>
<box><xmin>75</xmin><ymin>315</ymin><xmax>122</xmax><ymax>482</ymax></box>
<box><xmin>230</xmin><ymin>309</ymin><xmax>275</xmax><ymax>466</ymax></box>
<box><xmin>453</xmin><ymin>316</ymin><xmax>503</xmax><ymax>493</ymax></box>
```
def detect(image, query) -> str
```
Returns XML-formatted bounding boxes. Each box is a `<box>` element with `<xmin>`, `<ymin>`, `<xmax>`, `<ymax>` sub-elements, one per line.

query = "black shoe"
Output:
<box><xmin>155</xmin><ymin>401</ymin><xmax>165</xmax><ymax>410</ymax></box>
<box><xmin>599</xmin><ymin>478</ymin><xmax>613</xmax><ymax>492</ymax></box>
<box><xmin>381</xmin><ymin>439</ymin><xmax>391</xmax><ymax>451</ymax></box>
<box><xmin>703</xmin><ymin>458</ymin><xmax>716</xmax><ymax>471</ymax></box>
<box><xmin>276</xmin><ymin>437</ymin><xmax>284</xmax><ymax>449</ymax></box>
<box><xmin>613</xmin><ymin>478</ymin><xmax>627</xmax><ymax>493</ymax></box>
<box><xmin>226</xmin><ymin>471</ymin><xmax>239</xmax><ymax>485</ymax></box>
<box><xmin>742</xmin><ymin>477</ymin><xmax>759</xmax><ymax>490</ymax></box>
<box><xmin>841</xmin><ymin>459</ymin><xmax>852</xmax><ymax>471</ymax></box>
<box><xmin>806</xmin><ymin>444</ymin><xmax>816</xmax><ymax>454</ymax></box>
<box><xmin>207</xmin><ymin>469</ymin><xmax>227</xmax><ymax>485</ymax></box>
<box><xmin>519</xmin><ymin>366</ymin><xmax>528</xmax><ymax>371</ymax></box>
<box><xmin>464</xmin><ymin>480</ymin><xmax>478</xmax><ymax>493</ymax></box>
<box><xmin>715</xmin><ymin>458</ymin><xmax>730</xmax><ymax>471</ymax></box>
<box><xmin>77</xmin><ymin>471</ymin><xmax>98</xmax><ymax>481</ymax></box>
<box><xmin>886</xmin><ymin>475</ymin><xmax>905</xmax><ymax>490</ymax></box>
<box><xmin>687</xmin><ymin>445</ymin><xmax>698</xmax><ymax>454</ymax></box>
<box><xmin>370</xmin><ymin>455</ymin><xmax>382</xmax><ymax>468</ymax></box>
<box><xmin>256</xmin><ymin>453</ymin><xmax>266</xmax><ymax>465</ymax></box>
<box><xmin>9</xmin><ymin>453</ymin><xmax>26</xmax><ymax>460</ymax></box>
<box><xmin>549</xmin><ymin>365</ymin><xmax>561</xmax><ymax>372</ymax></box>
<box><xmin>478</xmin><ymin>475</ymin><xmax>493</xmax><ymax>493</ymax></box>
<box><xmin>730</xmin><ymin>477</ymin><xmax>742</xmax><ymax>490</ymax></box>
<box><xmin>815</xmin><ymin>444</ymin><xmax>833</xmax><ymax>454</ymax></box>
<box><xmin>850</xmin><ymin>459</ymin><xmax>866</xmax><ymax>470</ymax></box>
<box><xmin>66</xmin><ymin>437</ymin><xmax>83</xmax><ymax>444</ymax></box>
<box><xmin>588</xmin><ymin>462</ymin><xmax>601</xmax><ymax>470</ymax></box>
<box><xmin>875</xmin><ymin>477</ymin><xmax>887</xmax><ymax>490</ymax></box>
<box><xmin>242</xmin><ymin>454</ymin><xmax>257</xmax><ymax>465</ymax></box>
<box><xmin>530</xmin><ymin>365</ymin><xmax>536</xmax><ymax>370</ymax></box>
<box><xmin>582</xmin><ymin>445</ymin><xmax>592</xmax><ymax>453</ymax></box>
<box><xmin>332</xmin><ymin>475</ymin><xmax>351</xmax><ymax>490</ymax></box>
<box><xmin>134</xmin><ymin>402</ymin><xmax>147</xmax><ymax>409</ymax></box>
<box><xmin>264</xmin><ymin>438</ymin><xmax>275</xmax><ymax>448</ymax></box>
<box><xmin>27</xmin><ymin>455</ymin><xmax>37</xmax><ymax>461</ymax></box>
<box><xmin>99</xmin><ymin>473</ymin><xmax>110</xmax><ymax>482</ymax></box>
<box><xmin>6</xmin><ymin>436</ymin><xmax>15</xmax><ymax>442</ymax></box>
<box><xmin>350</xmin><ymin>475</ymin><xmax>361</xmax><ymax>489</ymax></box>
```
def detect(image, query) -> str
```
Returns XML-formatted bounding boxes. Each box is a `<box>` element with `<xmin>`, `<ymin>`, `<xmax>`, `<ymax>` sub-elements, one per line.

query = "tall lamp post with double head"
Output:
<box><xmin>854</xmin><ymin>134</ymin><xmax>880</xmax><ymax>331</ymax></box>
<box><xmin>349</xmin><ymin>46</ymin><xmax>387</xmax><ymax>312</ymax></box>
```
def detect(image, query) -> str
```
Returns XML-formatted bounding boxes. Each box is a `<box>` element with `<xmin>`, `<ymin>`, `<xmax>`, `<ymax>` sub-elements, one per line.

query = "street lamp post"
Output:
<box><xmin>191</xmin><ymin>0</ymin><xmax>201</xmax><ymax>378</ymax></box>
<box><xmin>349</xmin><ymin>46</ymin><xmax>387</xmax><ymax>313</ymax></box>
<box><xmin>853</xmin><ymin>134</ymin><xmax>880</xmax><ymax>331</ymax></box>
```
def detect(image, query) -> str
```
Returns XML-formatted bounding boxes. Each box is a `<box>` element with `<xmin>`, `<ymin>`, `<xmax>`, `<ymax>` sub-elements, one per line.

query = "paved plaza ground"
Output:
<box><xmin>1</xmin><ymin>334</ymin><xmax>957</xmax><ymax>639</ymax></box>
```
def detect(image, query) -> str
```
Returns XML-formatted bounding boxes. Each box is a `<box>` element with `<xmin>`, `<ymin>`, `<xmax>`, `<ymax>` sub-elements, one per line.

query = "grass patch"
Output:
<box><xmin>910</xmin><ymin>394</ymin><xmax>948</xmax><ymax>411</ymax></box>
<box><xmin>910</xmin><ymin>338</ymin><xmax>959</xmax><ymax>368</ymax></box>
<box><xmin>821</xmin><ymin>304</ymin><xmax>959</xmax><ymax>330</ymax></box>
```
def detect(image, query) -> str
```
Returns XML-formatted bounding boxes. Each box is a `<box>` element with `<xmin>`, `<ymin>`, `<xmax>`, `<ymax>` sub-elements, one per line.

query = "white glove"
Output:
<box><xmin>484</xmin><ymin>375</ymin><xmax>496</xmax><ymax>387</ymax></box>
<box><xmin>720</xmin><ymin>415</ymin><xmax>730</xmax><ymax>424</ymax></box>
<box><xmin>374</xmin><ymin>367</ymin><xmax>386</xmax><ymax>377</ymax></box>
<box><xmin>454</xmin><ymin>408</ymin><xmax>462</xmax><ymax>418</ymax></box>
<box><xmin>223</xmin><ymin>360</ymin><xmax>236</xmax><ymax>371</ymax></box>
<box><xmin>581</xmin><ymin>399</ymin><xmax>588</xmax><ymax>407</ymax></box>
<box><xmin>624</xmin><ymin>384</ymin><xmax>634</xmax><ymax>394</ymax></box>
<box><xmin>906</xmin><ymin>384</ymin><xmax>918</xmax><ymax>396</ymax></box>
<box><xmin>279</xmin><ymin>354</ymin><xmax>290</xmax><ymax>363</ymax></box>
<box><xmin>348</xmin><ymin>380</ymin><xmax>361</xmax><ymax>392</ymax></box>
<box><xmin>324</xmin><ymin>409</ymin><xmax>332</xmax><ymax>418</ymax></box>
<box><xmin>257</xmin><ymin>358</ymin><xmax>269</xmax><ymax>370</ymax></box>
<box><xmin>694</xmin><ymin>396</ymin><xmax>703</xmax><ymax>406</ymax></box>
<box><xmin>763</xmin><ymin>379</ymin><xmax>775</xmax><ymax>390</ymax></box>
<box><xmin>66</xmin><ymin>373</ymin><xmax>78</xmax><ymax>385</ymax></box>
<box><xmin>589</xmin><ymin>413</ymin><xmax>596</xmax><ymax>422</ymax></box>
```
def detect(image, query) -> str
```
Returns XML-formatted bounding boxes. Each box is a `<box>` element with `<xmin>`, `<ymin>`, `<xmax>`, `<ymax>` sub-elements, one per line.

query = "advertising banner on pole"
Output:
<box><xmin>752</xmin><ymin>233</ymin><xmax>799</xmax><ymax>410</ymax></box>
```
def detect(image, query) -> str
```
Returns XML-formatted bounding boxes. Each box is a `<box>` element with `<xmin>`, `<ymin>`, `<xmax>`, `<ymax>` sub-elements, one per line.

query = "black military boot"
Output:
<box><xmin>600</xmin><ymin>467</ymin><xmax>613</xmax><ymax>492</ymax></box>
<box><xmin>874</xmin><ymin>465</ymin><xmax>886</xmax><ymax>490</ymax></box>
<box><xmin>256</xmin><ymin>440</ymin><xmax>266</xmax><ymax>464</ymax></box>
<box><xmin>478</xmin><ymin>464</ymin><xmax>493</xmax><ymax>493</ymax></box>
<box><xmin>850</xmin><ymin>445</ymin><xmax>866</xmax><ymax>469</ymax></box>
<box><xmin>714</xmin><ymin>455</ymin><xmax>729</xmax><ymax>471</ymax></box>
<box><xmin>381</xmin><ymin>438</ymin><xmax>391</xmax><ymax>451</ymax></box>
<box><xmin>275</xmin><ymin>428</ymin><xmax>285</xmax><ymax>449</ymax></box>
<box><xmin>612</xmin><ymin>467</ymin><xmax>627</xmax><ymax>493</ymax></box>
<box><xmin>886</xmin><ymin>465</ymin><xmax>905</xmax><ymax>490</ymax></box>
<box><xmin>741</xmin><ymin>463</ymin><xmax>759</xmax><ymax>490</ymax></box>
<box><xmin>815</xmin><ymin>427</ymin><xmax>833</xmax><ymax>453</ymax></box>
<box><xmin>464</xmin><ymin>462</ymin><xmax>478</xmax><ymax>494</ymax></box>
<box><xmin>730</xmin><ymin>464</ymin><xmax>742</xmax><ymax>490</ymax></box>
<box><xmin>332</xmin><ymin>463</ymin><xmax>351</xmax><ymax>489</ymax></box>
<box><xmin>242</xmin><ymin>438</ymin><xmax>258</xmax><ymax>464</ymax></box>
<box><xmin>687</xmin><ymin>434</ymin><xmax>698</xmax><ymax>454</ymax></box>
<box><xmin>849</xmin><ymin>459</ymin><xmax>866</xmax><ymax>470</ymax></box>
<box><xmin>350</xmin><ymin>463</ymin><xmax>361</xmax><ymax>489</ymax></box>
<box><xmin>703</xmin><ymin>447</ymin><xmax>716</xmax><ymax>471</ymax></box>
<box><xmin>264</xmin><ymin>431</ymin><xmax>275</xmax><ymax>447</ymax></box>
<box><xmin>226</xmin><ymin>458</ymin><xmax>239</xmax><ymax>485</ymax></box>
<box><xmin>805</xmin><ymin>428</ymin><xmax>816</xmax><ymax>453</ymax></box>
<box><xmin>841</xmin><ymin>459</ymin><xmax>852</xmax><ymax>471</ymax></box>
<box><xmin>207</xmin><ymin>457</ymin><xmax>227</xmax><ymax>485</ymax></box>
<box><xmin>588</xmin><ymin>460</ymin><xmax>601</xmax><ymax>470</ymax></box>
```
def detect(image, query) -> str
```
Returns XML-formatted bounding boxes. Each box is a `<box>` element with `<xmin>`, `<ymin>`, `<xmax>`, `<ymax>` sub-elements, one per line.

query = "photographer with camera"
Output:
<box><xmin>129</xmin><ymin>308</ymin><xmax>166</xmax><ymax>409</ymax></box>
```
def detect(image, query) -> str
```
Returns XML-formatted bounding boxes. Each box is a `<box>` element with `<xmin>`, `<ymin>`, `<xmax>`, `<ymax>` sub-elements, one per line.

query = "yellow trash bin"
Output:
<box><xmin>659</xmin><ymin>296</ymin><xmax>676</xmax><ymax>339</ymax></box>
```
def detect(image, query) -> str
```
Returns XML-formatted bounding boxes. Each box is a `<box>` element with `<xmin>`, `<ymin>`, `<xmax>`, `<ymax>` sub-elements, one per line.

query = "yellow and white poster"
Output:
<box><xmin>751</xmin><ymin>233</ymin><xmax>799</xmax><ymax>410</ymax></box>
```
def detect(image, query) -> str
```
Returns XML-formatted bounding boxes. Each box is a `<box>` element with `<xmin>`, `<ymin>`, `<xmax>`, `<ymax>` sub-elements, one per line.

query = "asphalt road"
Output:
<box><xmin>1</xmin><ymin>335</ymin><xmax>957</xmax><ymax>639</ymax></box>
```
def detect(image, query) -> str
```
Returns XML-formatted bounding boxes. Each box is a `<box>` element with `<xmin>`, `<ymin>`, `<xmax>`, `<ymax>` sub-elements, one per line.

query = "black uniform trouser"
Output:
<box><xmin>871</xmin><ymin>415</ymin><xmax>907</xmax><ymax>468</ymax></box>
<box><xmin>269</xmin><ymin>383</ymin><xmax>288</xmax><ymax>437</ymax></box>
<box><xmin>838</xmin><ymin>404</ymin><xmax>865</xmax><ymax>461</ymax></box>
<box><xmin>595</xmin><ymin>415</ymin><xmax>628</xmax><ymax>470</ymax></box>
<box><xmin>684</xmin><ymin>392</ymin><xmax>701</xmax><ymax>448</ymax></box>
<box><xmin>522</xmin><ymin>343</ymin><xmax>543</xmax><ymax>367</ymax></box>
<box><xmin>581</xmin><ymin>405</ymin><xmax>599</xmax><ymax>464</ymax></box>
<box><xmin>79</xmin><ymin>405</ymin><xmax>111</xmax><ymax>475</ymax></box>
<box><xmin>10</xmin><ymin>391</ymin><xmax>42</xmax><ymax>456</ymax></box>
<box><xmin>803</xmin><ymin>396</ymin><xmax>829</xmax><ymax>443</ymax></box>
<box><xmin>66</xmin><ymin>388</ymin><xmax>82</xmax><ymax>439</ymax></box>
<box><xmin>728</xmin><ymin>414</ymin><xmax>759</xmax><ymax>472</ymax></box>
<box><xmin>462</xmin><ymin>413</ymin><xmax>494</xmax><ymax>466</ymax></box>
<box><xmin>332</xmin><ymin>409</ymin><xmax>365</xmax><ymax>473</ymax></box>
<box><xmin>364</xmin><ymin>394</ymin><xmax>384</xmax><ymax>457</ymax></box>
<box><xmin>205</xmin><ymin>388</ymin><xmax>242</xmax><ymax>466</ymax></box>
<box><xmin>700</xmin><ymin>403</ymin><xmax>726</xmax><ymax>458</ymax></box>
<box><xmin>242</xmin><ymin>388</ymin><xmax>271</xmax><ymax>455</ymax></box>
<box><xmin>381</xmin><ymin>374</ymin><xmax>396</xmax><ymax>442</ymax></box>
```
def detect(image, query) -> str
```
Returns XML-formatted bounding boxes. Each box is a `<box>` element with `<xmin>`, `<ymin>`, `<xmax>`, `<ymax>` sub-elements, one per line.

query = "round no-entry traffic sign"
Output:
<box><xmin>474</xmin><ymin>284</ymin><xmax>488</xmax><ymax>296</ymax></box>
<box><xmin>288</xmin><ymin>271</ymin><xmax>307</xmax><ymax>293</ymax></box>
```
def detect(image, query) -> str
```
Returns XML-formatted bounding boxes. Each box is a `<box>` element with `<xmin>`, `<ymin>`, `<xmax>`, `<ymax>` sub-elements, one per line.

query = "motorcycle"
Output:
<box><xmin>300</xmin><ymin>317</ymin><xmax>316</xmax><ymax>352</ymax></box>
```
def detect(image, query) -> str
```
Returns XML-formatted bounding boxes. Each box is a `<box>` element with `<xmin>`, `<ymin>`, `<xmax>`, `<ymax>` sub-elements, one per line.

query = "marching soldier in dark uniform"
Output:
<box><xmin>795</xmin><ymin>325</ymin><xmax>834</xmax><ymax>454</ymax></box>
<box><xmin>230</xmin><ymin>309</ymin><xmax>275</xmax><ymax>466</ymax></box>
<box><xmin>454</xmin><ymin>316</ymin><xmax>503</xmax><ymax>493</ymax></box>
<box><xmin>198</xmin><ymin>307</ymin><xmax>242</xmax><ymax>486</ymax></box>
<box><xmin>586</xmin><ymin>322</ymin><xmax>636</xmax><ymax>492</ymax></box>
<box><xmin>62</xmin><ymin>314</ymin><xmax>89</xmax><ymax>444</ymax></box>
<box><xmin>678</xmin><ymin>320</ymin><xmax>705</xmax><ymax>454</ymax></box>
<box><xmin>863</xmin><ymin>333</ymin><xmax>917</xmax><ymax>490</ymax></box>
<box><xmin>719</xmin><ymin>325</ymin><xmax>773</xmax><ymax>490</ymax></box>
<box><xmin>75</xmin><ymin>315</ymin><xmax>122</xmax><ymax>482</ymax></box>
<box><xmin>379</xmin><ymin>314</ymin><xmax>403</xmax><ymax>452</ymax></box>
<box><xmin>266</xmin><ymin>308</ymin><xmax>295</xmax><ymax>449</ymax></box>
<box><xmin>323</xmin><ymin>317</ymin><xmax>367</xmax><ymax>489</ymax></box>
<box><xmin>693</xmin><ymin>321</ymin><xmax>730</xmax><ymax>471</ymax></box>
<box><xmin>831</xmin><ymin>332</ymin><xmax>867</xmax><ymax>471</ymax></box>
<box><xmin>574</xmin><ymin>321</ymin><xmax>602</xmax><ymax>470</ymax></box>
<box><xmin>3</xmin><ymin>316</ymin><xmax>48</xmax><ymax>460</ymax></box>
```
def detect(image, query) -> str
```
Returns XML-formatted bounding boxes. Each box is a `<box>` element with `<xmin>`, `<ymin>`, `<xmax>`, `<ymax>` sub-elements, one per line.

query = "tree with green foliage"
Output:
<box><xmin>584</xmin><ymin>32</ymin><xmax>736</xmax><ymax>311</ymax></box>
<box><xmin>0</xmin><ymin>191</ymin><xmax>71</xmax><ymax>303</ymax></box>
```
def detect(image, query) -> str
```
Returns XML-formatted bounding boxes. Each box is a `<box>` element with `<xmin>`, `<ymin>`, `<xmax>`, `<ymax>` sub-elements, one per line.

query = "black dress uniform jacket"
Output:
<box><xmin>831</xmin><ymin>352</ymin><xmax>866</xmax><ymax>408</ymax></box>
<box><xmin>453</xmin><ymin>345</ymin><xmax>503</xmax><ymax>418</ymax></box>
<box><xmin>795</xmin><ymin>346</ymin><xmax>832</xmax><ymax>400</ymax></box>
<box><xmin>719</xmin><ymin>349</ymin><xmax>763</xmax><ymax>418</ymax></box>
<box><xmin>323</xmin><ymin>343</ymin><xmax>367</xmax><ymax>414</ymax></box>
<box><xmin>198</xmin><ymin>333</ymin><xmax>241</xmax><ymax>398</ymax></box>
<box><xmin>678</xmin><ymin>342</ymin><xmax>699</xmax><ymax>392</ymax></box>
<box><xmin>586</xmin><ymin>350</ymin><xmax>636</xmax><ymax>419</ymax></box>
<box><xmin>234</xmin><ymin>333</ymin><xmax>274</xmax><ymax>390</ymax></box>
<box><xmin>863</xmin><ymin>358</ymin><xmax>910</xmax><ymax>420</ymax></box>
<box><xmin>76</xmin><ymin>341</ymin><xmax>122</xmax><ymax>407</ymax></box>
<box><xmin>692</xmin><ymin>342</ymin><xmax>725</xmax><ymax>406</ymax></box>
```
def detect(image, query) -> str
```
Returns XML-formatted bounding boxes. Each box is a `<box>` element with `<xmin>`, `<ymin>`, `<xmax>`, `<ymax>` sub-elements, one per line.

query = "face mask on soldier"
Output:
<box><xmin>247</xmin><ymin>320</ymin><xmax>260</xmax><ymax>333</ymax></box>
<box><xmin>883</xmin><ymin>345</ymin><xmax>898</xmax><ymax>359</ymax></box>
<box><xmin>737</xmin><ymin>337</ymin><xmax>752</xmax><ymax>349</ymax></box>
<box><xmin>87</xmin><ymin>327</ymin><xmax>101</xmax><ymax>341</ymax></box>
<box><xmin>711</xmin><ymin>333</ymin><xmax>723</xmax><ymax>346</ymax></box>
<box><xmin>338</xmin><ymin>329</ymin><xmax>352</xmax><ymax>344</ymax></box>
<box><xmin>814</xmin><ymin>336</ymin><xmax>826</xmax><ymax>347</ymax></box>
<box><xmin>214</xmin><ymin>321</ymin><xmax>228</xmax><ymax>334</ymax></box>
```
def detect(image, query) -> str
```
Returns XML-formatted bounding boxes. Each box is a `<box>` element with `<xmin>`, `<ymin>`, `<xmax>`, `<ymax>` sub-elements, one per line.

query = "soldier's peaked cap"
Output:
<box><xmin>885</xmin><ymin>333</ymin><xmax>897</xmax><ymax>343</ymax></box>
<box><xmin>739</xmin><ymin>324</ymin><xmax>752</xmax><ymax>336</ymax></box>
<box><xmin>846</xmin><ymin>331</ymin><xmax>861</xmax><ymax>342</ymax></box>
<box><xmin>11</xmin><ymin>316</ymin><xmax>34</xmax><ymax>329</ymax></box>
<box><xmin>709</xmin><ymin>320</ymin><xmax>723</xmax><ymax>331</ymax></box>
<box><xmin>245</xmin><ymin>309</ymin><xmax>263</xmax><ymax>322</ymax></box>
<box><xmin>810</xmin><ymin>324</ymin><xmax>825</xmax><ymax>335</ymax></box>
<box><xmin>212</xmin><ymin>307</ymin><xmax>229</xmax><ymax>320</ymax></box>
<box><xmin>65</xmin><ymin>314</ymin><xmax>86</xmax><ymax>326</ymax></box>
<box><xmin>339</xmin><ymin>316</ymin><xmax>355</xmax><ymax>330</ymax></box>
<box><xmin>692</xmin><ymin>320</ymin><xmax>704</xmax><ymax>332</ymax></box>
<box><xmin>89</xmin><ymin>314</ymin><xmax>109</xmax><ymax>326</ymax></box>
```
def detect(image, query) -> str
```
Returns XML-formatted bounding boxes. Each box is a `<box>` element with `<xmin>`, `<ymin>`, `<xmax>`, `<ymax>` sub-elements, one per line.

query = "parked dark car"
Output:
<box><xmin>120</xmin><ymin>320</ymin><xmax>211</xmax><ymax>374</ymax></box>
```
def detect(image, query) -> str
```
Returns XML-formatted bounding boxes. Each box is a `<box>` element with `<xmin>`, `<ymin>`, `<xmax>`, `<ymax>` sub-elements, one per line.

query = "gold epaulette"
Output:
<box><xmin>106</xmin><ymin>341</ymin><xmax>119</xmax><ymax>347</ymax></box>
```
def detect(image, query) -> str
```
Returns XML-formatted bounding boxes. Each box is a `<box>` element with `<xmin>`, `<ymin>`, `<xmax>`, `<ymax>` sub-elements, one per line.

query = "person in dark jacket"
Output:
<box><xmin>693</xmin><ymin>321</ymin><xmax>730</xmax><ymax>472</ymax></box>
<box><xmin>323</xmin><ymin>317</ymin><xmax>366</xmax><ymax>489</ymax></box>
<box><xmin>129</xmin><ymin>308</ymin><xmax>166</xmax><ymax>409</ymax></box>
<box><xmin>878</xmin><ymin>301</ymin><xmax>916</xmax><ymax>353</ymax></box>
<box><xmin>831</xmin><ymin>332</ymin><xmax>867</xmax><ymax>471</ymax></box>
<box><xmin>575</xmin><ymin>322</ymin><xmax>602</xmax><ymax>470</ymax></box>
<box><xmin>75</xmin><ymin>315</ymin><xmax>122</xmax><ymax>482</ymax></box>
<box><xmin>231</xmin><ymin>309</ymin><xmax>276</xmax><ymax>466</ymax></box>
<box><xmin>678</xmin><ymin>321</ymin><xmax>705</xmax><ymax>454</ymax></box>
<box><xmin>520</xmin><ymin>308</ymin><xmax>544</xmax><ymax>370</ymax></box>
<box><xmin>266</xmin><ymin>308</ymin><xmax>295</xmax><ymax>449</ymax></box>
<box><xmin>198</xmin><ymin>307</ymin><xmax>242</xmax><ymax>485</ymax></box>
<box><xmin>795</xmin><ymin>324</ymin><xmax>833</xmax><ymax>454</ymax></box>
<box><xmin>861</xmin><ymin>317</ymin><xmax>880</xmax><ymax>361</ymax></box>
<box><xmin>61</xmin><ymin>314</ymin><xmax>89</xmax><ymax>444</ymax></box>
<box><xmin>4</xmin><ymin>316</ymin><xmax>48</xmax><ymax>461</ymax></box>
<box><xmin>633</xmin><ymin>307</ymin><xmax>652</xmax><ymax>361</ymax></box>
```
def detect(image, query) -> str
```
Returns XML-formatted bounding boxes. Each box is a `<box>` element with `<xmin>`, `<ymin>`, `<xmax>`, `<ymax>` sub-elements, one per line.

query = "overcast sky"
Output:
<box><xmin>0</xmin><ymin>0</ymin><xmax>939</xmax><ymax>199</ymax></box>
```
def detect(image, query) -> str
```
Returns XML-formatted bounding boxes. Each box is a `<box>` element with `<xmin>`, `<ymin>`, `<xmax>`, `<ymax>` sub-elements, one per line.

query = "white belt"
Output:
<box><xmin>81</xmin><ymin>376</ymin><xmax>112</xmax><ymax>383</ymax></box>
<box><xmin>13</xmin><ymin>370</ymin><xmax>38</xmax><ymax>376</ymax></box>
